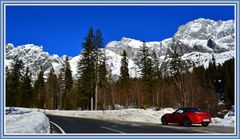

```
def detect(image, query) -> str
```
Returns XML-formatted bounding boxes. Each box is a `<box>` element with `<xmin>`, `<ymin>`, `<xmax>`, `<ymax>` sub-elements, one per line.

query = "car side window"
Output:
<box><xmin>175</xmin><ymin>109</ymin><xmax>184</xmax><ymax>114</ymax></box>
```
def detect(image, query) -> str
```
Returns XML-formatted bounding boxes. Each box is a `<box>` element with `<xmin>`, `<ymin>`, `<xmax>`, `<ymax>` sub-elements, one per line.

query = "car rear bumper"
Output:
<box><xmin>191</xmin><ymin>116</ymin><xmax>211</xmax><ymax>124</ymax></box>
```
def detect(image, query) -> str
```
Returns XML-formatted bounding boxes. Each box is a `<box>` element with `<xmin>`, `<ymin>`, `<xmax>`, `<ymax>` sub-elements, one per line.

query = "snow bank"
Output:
<box><xmin>6</xmin><ymin>108</ymin><xmax>50</xmax><ymax>133</ymax></box>
<box><xmin>46</xmin><ymin>107</ymin><xmax>235</xmax><ymax>127</ymax></box>
<box><xmin>211</xmin><ymin>111</ymin><xmax>235</xmax><ymax>127</ymax></box>
<box><xmin>46</xmin><ymin>108</ymin><xmax>175</xmax><ymax>124</ymax></box>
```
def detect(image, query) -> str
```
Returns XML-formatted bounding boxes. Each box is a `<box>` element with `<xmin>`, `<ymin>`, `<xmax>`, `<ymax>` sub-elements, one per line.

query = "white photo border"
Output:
<box><xmin>0</xmin><ymin>0</ymin><xmax>239</xmax><ymax>139</ymax></box>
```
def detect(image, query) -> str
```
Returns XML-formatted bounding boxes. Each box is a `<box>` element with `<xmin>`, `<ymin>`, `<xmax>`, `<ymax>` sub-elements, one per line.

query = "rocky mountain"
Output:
<box><xmin>161</xmin><ymin>18</ymin><xmax>235</xmax><ymax>74</ymax></box>
<box><xmin>5</xmin><ymin>43</ymin><xmax>140</xmax><ymax>80</ymax></box>
<box><xmin>5</xmin><ymin>18</ymin><xmax>235</xmax><ymax>80</ymax></box>
<box><xmin>173</xmin><ymin>18</ymin><xmax>234</xmax><ymax>52</ymax></box>
<box><xmin>6</xmin><ymin>44</ymin><xmax>64</xmax><ymax>80</ymax></box>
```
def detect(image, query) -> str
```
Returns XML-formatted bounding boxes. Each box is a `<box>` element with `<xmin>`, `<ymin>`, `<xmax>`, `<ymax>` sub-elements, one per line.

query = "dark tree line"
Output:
<box><xmin>137</xmin><ymin>42</ymin><xmax>161</xmax><ymax>107</ymax></box>
<box><xmin>6</xmin><ymin>27</ymin><xmax>235</xmax><ymax>116</ymax></box>
<box><xmin>6</xmin><ymin>56</ymin><xmax>73</xmax><ymax>110</ymax></box>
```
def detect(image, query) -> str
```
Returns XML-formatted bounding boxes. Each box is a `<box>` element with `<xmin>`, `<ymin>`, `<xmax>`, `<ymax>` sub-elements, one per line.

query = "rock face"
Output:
<box><xmin>5</xmin><ymin>44</ymin><xmax>64</xmax><ymax>80</ymax></box>
<box><xmin>5</xmin><ymin>18</ymin><xmax>235</xmax><ymax>80</ymax></box>
<box><xmin>173</xmin><ymin>18</ymin><xmax>234</xmax><ymax>52</ymax></box>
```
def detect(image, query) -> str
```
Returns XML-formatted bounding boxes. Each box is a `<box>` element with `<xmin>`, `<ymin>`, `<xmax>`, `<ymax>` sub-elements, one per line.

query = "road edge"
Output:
<box><xmin>49</xmin><ymin>121</ymin><xmax>66</xmax><ymax>134</ymax></box>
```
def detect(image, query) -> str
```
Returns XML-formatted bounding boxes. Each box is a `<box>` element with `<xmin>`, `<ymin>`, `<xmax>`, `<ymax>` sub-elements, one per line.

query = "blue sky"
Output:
<box><xmin>6</xmin><ymin>6</ymin><xmax>234</xmax><ymax>57</ymax></box>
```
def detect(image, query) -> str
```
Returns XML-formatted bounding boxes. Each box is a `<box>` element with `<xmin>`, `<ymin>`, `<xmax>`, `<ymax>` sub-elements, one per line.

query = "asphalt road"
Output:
<box><xmin>47</xmin><ymin>115</ymin><xmax>234</xmax><ymax>134</ymax></box>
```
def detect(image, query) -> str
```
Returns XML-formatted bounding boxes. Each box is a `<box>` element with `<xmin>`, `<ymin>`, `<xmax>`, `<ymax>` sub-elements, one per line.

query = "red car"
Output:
<box><xmin>161</xmin><ymin>108</ymin><xmax>211</xmax><ymax>127</ymax></box>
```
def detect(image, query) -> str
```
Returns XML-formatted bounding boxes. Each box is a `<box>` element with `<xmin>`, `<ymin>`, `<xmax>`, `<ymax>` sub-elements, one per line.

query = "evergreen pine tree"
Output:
<box><xmin>6</xmin><ymin>57</ymin><xmax>24</xmax><ymax>106</ymax></box>
<box><xmin>98</xmin><ymin>50</ymin><xmax>109</xmax><ymax>109</ymax></box>
<box><xmin>169</xmin><ymin>48</ymin><xmax>186</xmax><ymax>107</ymax></box>
<box><xmin>46</xmin><ymin>68</ymin><xmax>59</xmax><ymax>109</ymax></box>
<box><xmin>6</xmin><ymin>66</ymin><xmax>12</xmax><ymax>107</ymax></box>
<box><xmin>77</xmin><ymin>27</ymin><xmax>105</xmax><ymax>110</ymax></box>
<box><xmin>151</xmin><ymin>49</ymin><xmax>160</xmax><ymax>80</ymax></box>
<box><xmin>33</xmin><ymin>69</ymin><xmax>46</xmax><ymax>108</ymax></box>
<box><xmin>193</xmin><ymin>65</ymin><xmax>206</xmax><ymax>86</ymax></box>
<box><xmin>58</xmin><ymin>64</ymin><xmax>65</xmax><ymax>109</ymax></box>
<box><xmin>94</xmin><ymin>28</ymin><xmax>104</xmax><ymax>110</ymax></box>
<box><xmin>77</xmin><ymin>26</ymin><xmax>96</xmax><ymax>110</ymax></box>
<box><xmin>209</xmin><ymin>54</ymin><xmax>217</xmax><ymax>80</ymax></box>
<box><xmin>169</xmin><ymin>49</ymin><xmax>183</xmax><ymax>77</ymax></box>
<box><xmin>138</xmin><ymin>42</ymin><xmax>154</xmax><ymax>106</ymax></box>
<box><xmin>139</xmin><ymin>42</ymin><xmax>153</xmax><ymax>81</ymax></box>
<box><xmin>120</xmin><ymin>50</ymin><xmax>130</xmax><ymax>106</ymax></box>
<box><xmin>64</xmin><ymin>57</ymin><xmax>73</xmax><ymax>93</ymax></box>
<box><xmin>20</xmin><ymin>67</ymin><xmax>33</xmax><ymax>107</ymax></box>
<box><xmin>94</xmin><ymin>29</ymin><xmax>104</xmax><ymax>49</ymax></box>
<box><xmin>120</xmin><ymin>50</ymin><xmax>130</xmax><ymax>85</ymax></box>
<box><xmin>151</xmin><ymin>49</ymin><xmax>161</xmax><ymax>106</ymax></box>
<box><xmin>63</xmin><ymin>56</ymin><xmax>73</xmax><ymax>109</ymax></box>
<box><xmin>222</xmin><ymin>58</ymin><xmax>234</xmax><ymax>107</ymax></box>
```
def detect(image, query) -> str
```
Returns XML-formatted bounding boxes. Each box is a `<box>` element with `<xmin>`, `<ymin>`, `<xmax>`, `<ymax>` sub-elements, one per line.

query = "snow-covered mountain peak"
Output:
<box><xmin>105</xmin><ymin>37</ymin><xmax>170</xmax><ymax>60</ymax></box>
<box><xmin>6</xmin><ymin>43</ymin><xmax>14</xmax><ymax>52</ymax></box>
<box><xmin>52</xmin><ymin>54</ymin><xmax>60</xmax><ymax>59</ymax></box>
<box><xmin>6</xmin><ymin>43</ymin><xmax>14</xmax><ymax>48</ymax></box>
<box><xmin>173</xmin><ymin>18</ymin><xmax>234</xmax><ymax>52</ymax></box>
<box><xmin>120</xmin><ymin>37</ymin><xmax>143</xmax><ymax>47</ymax></box>
<box><xmin>106</xmin><ymin>37</ymin><xmax>143</xmax><ymax>50</ymax></box>
<box><xmin>191</xmin><ymin>18</ymin><xmax>216</xmax><ymax>23</ymax></box>
<box><xmin>175</xmin><ymin>18</ymin><xmax>234</xmax><ymax>40</ymax></box>
<box><xmin>104</xmin><ymin>49</ymin><xmax>140</xmax><ymax>80</ymax></box>
<box><xmin>21</xmin><ymin>44</ymin><xmax>43</xmax><ymax>52</ymax></box>
<box><xmin>22</xmin><ymin>44</ymin><xmax>43</xmax><ymax>50</ymax></box>
<box><xmin>6</xmin><ymin>44</ymin><xmax>45</xmax><ymax>58</ymax></box>
<box><xmin>5</xmin><ymin>18</ymin><xmax>235</xmax><ymax>80</ymax></box>
<box><xmin>120</xmin><ymin>37</ymin><xmax>137</xmax><ymax>42</ymax></box>
<box><xmin>5</xmin><ymin>44</ymin><xmax>64</xmax><ymax>80</ymax></box>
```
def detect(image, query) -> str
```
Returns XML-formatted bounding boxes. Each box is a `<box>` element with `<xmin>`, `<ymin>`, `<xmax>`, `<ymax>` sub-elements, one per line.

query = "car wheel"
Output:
<box><xmin>161</xmin><ymin>117</ymin><xmax>168</xmax><ymax>125</ymax></box>
<box><xmin>183</xmin><ymin>117</ymin><xmax>192</xmax><ymax>127</ymax></box>
<box><xmin>201</xmin><ymin>122</ymin><xmax>209</xmax><ymax>127</ymax></box>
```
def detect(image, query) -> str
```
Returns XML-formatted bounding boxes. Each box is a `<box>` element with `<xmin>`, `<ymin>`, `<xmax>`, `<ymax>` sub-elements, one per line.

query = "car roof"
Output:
<box><xmin>178</xmin><ymin>108</ymin><xmax>201</xmax><ymax>111</ymax></box>
<box><xmin>179</xmin><ymin>107</ymin><xmax>199</xmax><ymax>109</ymax></box>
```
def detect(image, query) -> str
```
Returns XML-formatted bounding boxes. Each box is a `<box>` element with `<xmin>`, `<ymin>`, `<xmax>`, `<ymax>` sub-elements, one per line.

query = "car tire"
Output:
<box><xmin>183</xmin><ymin>117</ymin><xmax>192</xmax><ymax>127</ymax></box>
<box><xmin>161</xmin><ymin>117</ymin><xmax>168</xmax><ymax>125</ymax></box>
<box><xmin>201</xmin><ymin>122</ymin><xmax>209</xmax><ymax>127</ymax></box>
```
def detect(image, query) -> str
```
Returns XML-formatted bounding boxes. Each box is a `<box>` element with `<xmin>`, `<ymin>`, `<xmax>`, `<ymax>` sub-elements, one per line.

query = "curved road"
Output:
<box><xmin>47</xmin><ymin>115</ymin><xmax>234</xmax><ymax>134</ymax></box>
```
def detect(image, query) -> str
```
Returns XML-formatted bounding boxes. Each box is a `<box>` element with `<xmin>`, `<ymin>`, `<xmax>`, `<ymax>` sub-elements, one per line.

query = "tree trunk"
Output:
<box><xmin>152</xmin><ymin>90</ymin><xmax>155</xmax><ymax>106</ymax></box>
<box><xmin>91</xmin><ymin>93</ymin><xmax>94</xmax><ymax>110</ymax></box>
<box><xmin>95</xmin><ymin>84</ymin><xmax>98</xmax><ymax>110</ymax></box>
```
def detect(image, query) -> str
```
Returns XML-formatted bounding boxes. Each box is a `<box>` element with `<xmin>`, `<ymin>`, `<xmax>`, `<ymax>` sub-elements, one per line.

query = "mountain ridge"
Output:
<box><xmin>5</xmin><ymin>18</ymin><xmax>235</xmax><ymax>80</ymax></box>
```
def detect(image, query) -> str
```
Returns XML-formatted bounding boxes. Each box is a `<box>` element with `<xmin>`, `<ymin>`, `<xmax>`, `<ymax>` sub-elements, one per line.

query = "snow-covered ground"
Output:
<box><xmin>211</xmin><ymin>111</ymin><xmax>235</xmax><ymax>127</ymax></box>
<box><xmin>5</xmin><ymin>108</ymin><xmax>50</xmax><ymax>134</ymax></box>
<box><xmin>5</xmin><ymin>107</ymin><xmax>234</xmax><ymax>134</ymax></box>
<box><xmin>45</xmin><ymin>108</ymin><xmax>235</xmax><ymax>127</ymax></box>
<box><xmin>46</xmin><ymin>108</ymin><xmax>174</xmax><ymax>124</ymax></box>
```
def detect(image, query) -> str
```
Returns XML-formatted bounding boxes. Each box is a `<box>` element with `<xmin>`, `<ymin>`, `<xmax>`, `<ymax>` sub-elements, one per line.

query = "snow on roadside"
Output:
<box><xmin>5</xmin><ymin>108</ymin><xmax>50</xmax><ymax>133</ymax></box>
<box><xmin>7</xmin><ymin>107</ymin><xmax>233</xmax><ymax>130</ymax></box>
<box><xmin>45</xmin><ymin>108</ymin><xmax>235</xmax><ymax>127</ymax></box>
<box><xmin>211</xmin><ymin>111</ymin><xmax>235</xmax><ymax>127</ymax></box>
<box><xmin>45</xmin><ymin>108</ymin><xmax>175</xmax><ymax>124</ymax></box>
